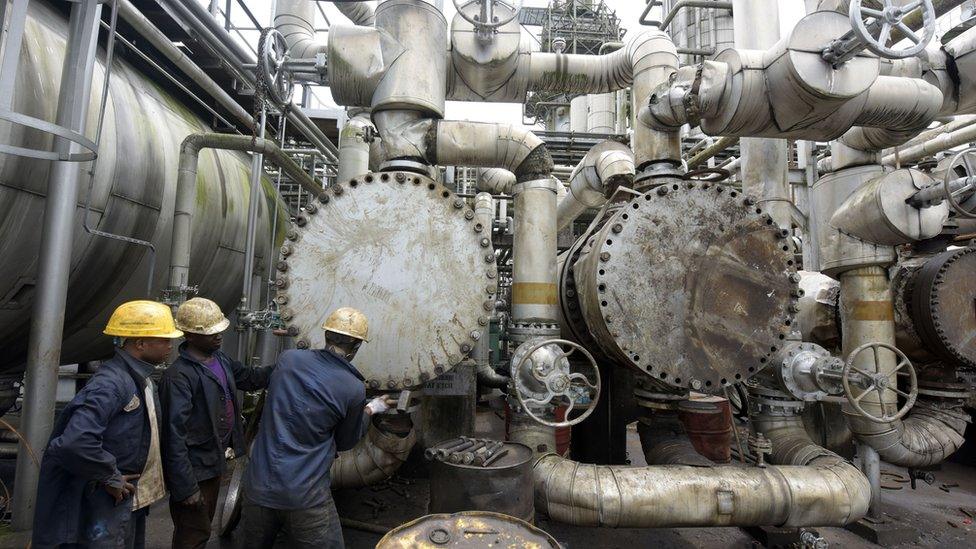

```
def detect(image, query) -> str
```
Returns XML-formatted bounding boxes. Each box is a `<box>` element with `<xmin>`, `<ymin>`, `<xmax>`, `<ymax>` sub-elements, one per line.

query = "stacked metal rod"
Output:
<box><xmin>424</xmin><ymin>438</ymin><xmax>509</xmax><ymax>467</ymax></box>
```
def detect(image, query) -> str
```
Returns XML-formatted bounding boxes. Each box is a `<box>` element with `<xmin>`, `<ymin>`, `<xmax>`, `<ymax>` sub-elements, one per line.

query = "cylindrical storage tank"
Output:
<box><xmin>586</xmin><ymin>93</ymin><xmax>616</xmax><ymax>134</ymax></box>
<box><xmin>429</xmin><ymin>442</ymin><xmax>534</xmax><ymax>522</ymax></box>
<box><xmin>371</xmin><ymin>0</ymin><xmax>448</xmax><ymax>117</ymax></box>
<box><xmin>0</xmin><ymin>2</ymin><xmax>284</xmax><ymax>369</ymax></box>
<box><xmin>677</xmin><ymin>395</ymin><xmax>732</xmax><ymax>463</ymax></box>
<box><xmin>569</xmin><ymin>96</ymin><xmax>588</xmax><ymax>133</ymax></box>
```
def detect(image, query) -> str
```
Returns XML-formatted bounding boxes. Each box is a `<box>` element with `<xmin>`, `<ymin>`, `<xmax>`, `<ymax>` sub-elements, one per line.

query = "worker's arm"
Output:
<box><xmin>159</xmin><ymin>369</ymin><xmax>201</xmax><ymax>503</ymax></box>
<box><xmin>226</xmin><ymin>353</ymin><xmax>274</xmax><ymax>392</ymax></box>
<box><xmin>46</xmin><ymin>380</ymin><xmax>126</xmax><ymax>489</ymax></box>
<box><xmin>334</xmin><ymin>391</ymin><xmax>369</xmax><ymax>452</ymax></box>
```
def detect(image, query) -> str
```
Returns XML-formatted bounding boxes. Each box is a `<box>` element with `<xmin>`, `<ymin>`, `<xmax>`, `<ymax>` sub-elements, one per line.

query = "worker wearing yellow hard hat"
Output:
<box><xmin>241</xmin><ymin>306</ymin><xmax>393</xmax><ymax>548</ymax></box>
<box><xmin>161</xmin><ymin>297</ymin><xmax>274</xmax><ymax>548</ymax></box>
<box><xmin>33</xmin><ymin>300</ymin><xmax>180</xmax><ymax>548</ymax></box>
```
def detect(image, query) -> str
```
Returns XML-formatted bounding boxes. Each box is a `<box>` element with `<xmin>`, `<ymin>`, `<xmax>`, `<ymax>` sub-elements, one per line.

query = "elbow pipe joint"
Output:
<box><xmin>330</xmin><ymin>422</ymin><xmax>417</xmax><ymax>489</ymax></box>
<box><xmin>430</xmin><ymin>120</ymin><xmax>554</xmax><ymax>181</ymax></box>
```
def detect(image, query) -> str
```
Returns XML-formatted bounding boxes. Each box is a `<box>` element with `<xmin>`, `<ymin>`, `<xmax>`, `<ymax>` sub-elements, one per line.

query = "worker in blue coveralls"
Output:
<box><xmin>240</xmin><ymin>306</ymin><xmax>395</xmax><ymax>548</ymax></box>
<box><xmin>32</xmin><ymin>300</ymin><xmax>182</xmax><ymax>548</ymax></box>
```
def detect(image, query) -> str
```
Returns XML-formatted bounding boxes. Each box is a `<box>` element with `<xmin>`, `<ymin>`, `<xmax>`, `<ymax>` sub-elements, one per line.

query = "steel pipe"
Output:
<box><xmin>432</xmin><ymin>121</ymin><xmax>553</xmax><ymax>181</ymax></box>
<box><xmin>117</xmin><ymin>0</ymin><xmax>254</xmax><ymax>130</ymax></box>
<box><xmin>656</xmin><ymin>1</ymin><xmax>733</xmax><ymax>31</ymax></box>
<box><xmin>334</xmin><ymin>1</ymin><xmax>375</xmax><ymax>26</ymax></box>
<box><xmin>533</xmin><ymin>454</ymin><xmax>869</xmax><ymax>527</ymax></box>
<box><xmin>685</xmin><ymin>135</ymin><xmax>737</xmax><ymax>168</ymax></box>
<box><xmin>882</xmin><ymin>118</ymin><xmax>976</xmax><ymax>165</ymax></box>
<box><xmin>337</xmin><ymin>111</ymin><xmax>374</xmax><ymax>183</ymax></box>
<box><xmin>168</xmin><ymin>133</ymin><xmax>322</xmax><ymax>296</ymax></box>
<box><xmin>477</xmin><ymin>168</ymin><xmax>516</xmax><ymax>195</ymax></box>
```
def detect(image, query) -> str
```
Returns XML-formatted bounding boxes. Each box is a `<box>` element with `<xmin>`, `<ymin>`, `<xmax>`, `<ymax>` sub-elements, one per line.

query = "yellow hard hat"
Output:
<box><xmin>322</xmin><ymin>307</ymin><xmax>369</xmax><ymax>342</ymax></box>
<box><xmin>175</xmin><ymin>297</ymin><xmax>230</xmax><ymax>335</ymax></box>
<box><xmin>103</xmin><ymin>300</ymin><xmax>184</xmax><ymax>338</ymax></box>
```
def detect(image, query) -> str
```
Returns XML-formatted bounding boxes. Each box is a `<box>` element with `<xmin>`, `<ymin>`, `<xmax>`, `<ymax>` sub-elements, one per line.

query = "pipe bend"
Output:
<box><xmin>330</xmin><ymin>423</ymin><xmax>417</xmax><ymax>489</ymax></box>
<box><xmin>433</xmin><ymin>121</ymin><xmax>553</xmax><ymax>180</ymax></box>
<box><xmin>334</xmin><ymin>1</ymin><xmax>375</xmax><ymax>26</ymax></box>
<box><xmin>845</xmin><ymin>400</ymin><xmax>970</xmax><ymax>467</ymax></box>
<box><xmin>477</xmin><ymin>168</ymin><xmax>517</xmax><ymax>195</ymax></box>
<box><xmin>556</xmin><ymin>141</ymin><xmax>634</xmax><ymax>230</ymax></box>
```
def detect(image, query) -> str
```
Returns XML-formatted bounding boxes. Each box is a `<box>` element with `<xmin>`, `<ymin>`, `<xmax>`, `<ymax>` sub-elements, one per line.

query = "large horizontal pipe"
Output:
<box><xmin>533</xmin><ymin>454</ymin><xmax>869</xmax><ymax>527</ymax></box>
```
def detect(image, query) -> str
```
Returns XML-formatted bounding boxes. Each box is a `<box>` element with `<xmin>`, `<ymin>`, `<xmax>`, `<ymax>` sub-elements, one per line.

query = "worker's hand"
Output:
<box><xmin>104</xmin><ymin>474</ymin><xmax>140</xmax><ymax>505</ymax></box>
<box><xmin>179</xmin><ymin>490</ymin><xmax>203</xmax><ymax>506</ymax></box>
<box><xmin>365</xmin><ymin>395</ymin><xmax>397</xmax><ymax>415</ymax></box>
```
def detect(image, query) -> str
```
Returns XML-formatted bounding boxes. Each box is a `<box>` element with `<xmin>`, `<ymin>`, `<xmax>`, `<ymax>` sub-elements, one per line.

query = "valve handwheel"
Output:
<box><xmin>943</xmin><ymin>148</ymin><xmax>976</xmax><ymax>219</ymax></box>
<box><xmin>512</xmin><ymin>338</ymin><xmax>601</xmax><ymax>428</ymax></box>
<box><xmin>842</xmin><ymin>342</ymin><xmax>918</xmax><ymax>423</ymax></box>
<box><xmin>258</xmin><ymin>28</ymin><xmax>295</xmax><ymax>106</ymax></box>
<box><xmin>849</xmin><ymin>0</ymin><xmax>936</xmax><ymax>59</ymax></box>
<box><xmin>453</xmin><ymin>0</ymin><xmax>523</xmax><ymax>32</ymax></box>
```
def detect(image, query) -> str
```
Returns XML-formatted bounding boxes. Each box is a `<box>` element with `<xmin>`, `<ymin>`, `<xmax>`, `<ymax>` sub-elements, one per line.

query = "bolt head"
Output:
<box><xmin>276</xmin><ymin>260</ymin><xmax>288</xmax><ymax>272</ymax></box>
<box><xmin>369</xmin><ymin>379</ymin><xmax>381</xmax><ymax>389</ymax></box>
<box><xmin>286</xmin><ymin>230</ymin><xmax>298</xmax><ymax>241</ymax></box>
<box><xmin>470</xmin><ymin>331</ymin><xmax>481</xmax><ymax>340</ymax></box>
<box><xmin>453</xmin><ymin>199</ymin><xmax>464</xmax><ymax>209</ymax></box>
<box><xmin>395</xmin><ymin>172</ymin><xmax>406</xmax><ymax>183</ymax></box>
<box><xmin>465</xmin><ymin>210</ymin><xmax>475</xmax><ymax>220</ymax></box>
<box><xmin>600</xmin><ymin>252</ymin><xmax>611</xmax><ymax>262</ymax></box>
<box><xmin>280</xmin><ymin>244</ymin><xmax>292</xmax><ymax>257</ymax></box>
<box><xmin>287</xmin><ymin>326</ymin><xmax>299</xmax><ymax>336</ymax></box>
<box><xmin>295</xmin><ymin>216</ymin><xmax>308</xmax><ymax>227</ymax></box>
<box><xmin>460</xmin><ymin>343</ymin><xmax>472</xmax><ymax>353</ymax></box>
<box><xmin>305</xmin><ymin>203</ymin><xmax>317</xmax><ymax>214</ymax></box>
<box><xmin>485</xmin><ymin>253</ymin><xmax>495</xmax><ymax>263</ymax></box>
<box><xmin>480</xmin><ymin>238</ymin><xmax>491</xmax><ymax>248</ymax></box>
<box><xmin>612</xmin><ymin>223</ymin><xmax>623</xmax><ymax>233</ymax></box>
<box><xmin>656</xmin><ymin>186</ymin><xmax>669</xmax><ymax>196</ymax></box>
<box><xmin>387</xmin><ymin>380</ymin><xmax>398</xmax><ymax>389</ymax></box>
<box><xmin>296</xmin><ymin>339</ymin><xmax>309</xmax><ymax>349</ymax></box>
<box><xmin>318</xmin><ymin>193</ymin><xmax>329</xmax><ymax>204</ymax></box>
<box><xmin>478</xmin><ymin>316</ymin><xmax>489</xmax><ymax>326</ymax></box>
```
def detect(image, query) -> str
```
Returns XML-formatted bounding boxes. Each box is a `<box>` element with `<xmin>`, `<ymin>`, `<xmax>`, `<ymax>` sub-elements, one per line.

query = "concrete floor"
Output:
<box><xmin>3</xmin><ymin>412</ymin><xmax>976</xmax><ymax>548</ymax></box>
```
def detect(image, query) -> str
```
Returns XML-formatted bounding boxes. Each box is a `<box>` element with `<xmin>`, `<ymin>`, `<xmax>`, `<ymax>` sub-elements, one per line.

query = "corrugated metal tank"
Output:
<box><xmin>0</xmin><ymin>1</ymin><xmax>285</xmax><ymax>369</ymax></box>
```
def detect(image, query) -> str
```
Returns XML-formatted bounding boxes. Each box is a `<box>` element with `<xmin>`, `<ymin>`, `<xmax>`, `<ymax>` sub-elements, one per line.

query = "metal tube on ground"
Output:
<box><xmin>12</xmin><ymin>0</ymin><xmax>102</xmax><ymax>530</ymax></box>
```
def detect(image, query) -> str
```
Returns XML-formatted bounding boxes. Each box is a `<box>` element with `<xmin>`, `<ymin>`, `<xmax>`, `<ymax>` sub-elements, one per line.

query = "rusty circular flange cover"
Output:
<box><xmin>574</xmin><ymin>182</ymin><xmax>799</xmax><ymax>393</ymax></box>
<box><xmin>278</xmin><ymin>171</ymin><xmax>494</xmax><ymax>390</ymax></box>
<box><xmin>911</xmin><ymin>246</ymin><xmax>976</xmax><ymax>368</ymax></box>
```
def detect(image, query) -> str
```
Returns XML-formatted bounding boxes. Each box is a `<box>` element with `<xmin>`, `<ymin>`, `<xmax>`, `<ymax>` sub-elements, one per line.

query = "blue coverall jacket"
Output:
<box><xmin>32</xmin><ymin>349</ymin><xmax>159</xmax><ymax>547</ymax></box>
<box><xmin>242</xmin><ymin>348</ymin><xmax>368</xmax><ymax>510</ymax></box>
<box><xmin>160</xmin><ymin>344</ymin><xmax>273</xmax><ymax>502</ymax></box>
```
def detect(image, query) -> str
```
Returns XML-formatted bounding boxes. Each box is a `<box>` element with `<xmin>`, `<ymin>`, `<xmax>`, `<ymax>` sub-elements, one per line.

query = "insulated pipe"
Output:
<box><xmin>168</xmin><ymin>134</ymin><xmax>322</xmax><ymax>293</ymax></box>
<box><xmin>533</xmin><ymin>454</ymin><xmax>870</xmax><ymax>527</ymax></box>
<box><xmin>330</xmin><ymin>424</ymin><xmax>416</xmax><ymax>489</ymax></box>
<box><xmin>334</xmin><ymin>1</ymin><xmax>375</xmax><ymax>26</ymax></box>
<box><xmin>477</xmin><ymin>168</ymin><xmax>516</xmax><ymax>195</ymax></box>
<box><xmin>117</xmin><ymin>0</ymin><xmax>254</xmax><ymax>130</ymax></box>
<box><xmin>529</xmin><ymin>31</ymin><xmax>681</xmax><ymax>168</ymax></box>
<box><xmin>838</xmin><ymin>266</ymin><xmax>970</xmax><ymax>467</ymax></box>
<box><xmin>337</xmin><ymin>111</ymin><xmax>374</xmax><ymax>183</ymax></box>
<box><xmin>511</xmin><ymin>178</ymin><xmax>560</xmax><ymax>324</ymax></box>
<box><xmin>637</xmin><ymin>414</ymin><xmax>714</xmax><ymax>467</ymax></box>
<box><xmin>839</xmin><ymin>76</ymin><xmax>944</xmax><ymax>152</ymax></box>
<box><xmin>556</xmin><ymin>141</ymin><xmax>635</xmax><ymax>230</ymax></box>
<box><xmin>273</xmin><ymin>0</ymin><xmax>325</xmax><ymax>59</ymax></box>
<box><xmin>432</xmin><ymin>121</ymin><xmax>554</xmax><ymax>181</ymax></box>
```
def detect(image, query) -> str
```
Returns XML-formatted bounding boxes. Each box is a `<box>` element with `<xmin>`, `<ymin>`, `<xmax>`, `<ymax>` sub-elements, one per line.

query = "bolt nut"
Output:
<box><xmin>434</xmin><ymin>366</ymin><xmax>445</xmax><ymax>375</ymax></box>
<box><xmin>656</xmin><ymin>186</ymin><xmax>669</xmax><ymax>196</ymax></box>
<box><xmin>460</xmin><ymin>343</ymin><xmax>472</xmax><ymax>353</ymax></box>
<box><xmin>744</xmin><ymin>196</ymin><xmax>757</xmax><ymax>206</ymax></box>
<box><xmin>486</xmin><ymin>285</ymin><xmax>496</xmax><ymax>294</ymax></box>
<box><xmin>318</xmin><ymin>193</ymin><xmax>329</xmax><ymax>204</ymax></box>
<box><xmin>387</xmin><ymin>380</ymin><xmax>398</xmax><ymax>389</ymax></box>
<box><xmin>286</xmin><ymin>230</ymin><xmax>298</xmax><ymax>241</ymax></box>
<box><xmin>600</xmin><ymin>251</ymin><xmax>611</xmax><ymax>262</ymax></box>
<box><xmin>480</xmin><ymin>238</ymin><xmax>491</xmax><ymax>248</ymax></box>
<box><xmin>280</xmin><ymin>310</ymin><xmax>293</xmax><ymax>321</ymax></box>
<box><xmin>280</xmin><ymin>244</ymin><xmax>292</xmax><ymax>257</ymax></box>
<box><xmin>470</xmin><ymin>331</ymin><xmax>481</xmax><ymax>340</ymax></box>
<box><xmin>484</xmin><ymin>253</ymin><xmax>495</xmax><ymax>263</ymax></box>
<box><xmin>690</xmin><ymin>379</ymin><xmax>702</xmax><ymax>390</ymax></box>
<box><xmin>287</xmin><ymin>326</ymin><xmax>300</xmax><ymax>336</ymax></box>
<box><xmin>789</xmin><ymin>273</ymin><xmax>802</xmax><ymax>283</ymax></box>
<box><xmin>395</xmin><ymin>173</ymin><xmax>406</xmax><ymax>183</ymax></box>
<box><xmin>369</xmin><ymin>379</ymin><xmax>381</xmax><ymax>389</ymax></box>
<box><xmin>465</xmin><ymin>210</ymin><xmax>475</xmax><ymax>220</ymax></box>
<box><xmin>453</xmin><ymin>199</ymin><xmax>464</xmax><ymax>209</ymax></box>
<box><xmin>474</xmin><ymin>222</ymin><xmax>483</xmax><ymax>232</ymax></box>
<box><xmin>486</xmin><ymin>270</ymin><xmax>496</xmax><ymax>279</ymax></box>
<box><xmin>478</xmin><ymin>316</ymin><xmax>489</xmax><ymax>326</ymax></box>
<box><xmin>789</xmin><ymin>304</ymin><xmax>801</xmax><ymax>313</ymax></box>
<box><xmin>791</xmin><ymin>288</ymin><xmax>805</xmax><ymax>298</ymax></box>
<box><xmin>777</xmin><ymin>228</ymin><xmax>790</xmax><ymax>239</ymax></box>
<box><xmin>276</xmin><ymin>260</ymin><xmax>288</xmax><ymax>272</ymax></box>
<box><xmin>295</xmin><ymin>216</ymin><xmax>308</xmax><ymax>227</ymax></box>
<box><xmin>612</xmin><ymin>223</ymin><xmax>623</xmax><ymax>234</ymax></box>
<box><xmin>274</xmin><ymin>295</ymin><xmax>288</xmax><ymax>305</ymax></box>
<box><xmin>483</xmin><ymin>300</ymin><xmax>494</xmax><ymax>311</ymax></box>
<box><xmin>305</xmin><ymin>203</ymin><xmax>317</xmax><ymax>214</ymax></box>
<box><xmin>333</xmin><ymin>185</ymin><xmax>343</xmax><ymax>195</ymax></box>
<box><xmin>296</xmin><ymin>339</ymin><xmax>309</xmax><ymax>349</ymax></box>
<box><xmin>275</xmin><ymin>277</ymin><xmax>289</xmax><ymax>289</ymax></box>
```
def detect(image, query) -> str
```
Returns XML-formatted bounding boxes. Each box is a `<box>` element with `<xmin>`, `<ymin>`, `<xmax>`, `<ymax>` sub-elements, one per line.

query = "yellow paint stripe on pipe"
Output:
<box><xmin>850</xmin><ymin>301</ymin><xmax>895</xmax><ymax>321</ymax></box>
<box><xmin>512</xmin><ymin>282</ymin><xmax>558</xmax><ymax>305</ymax></box>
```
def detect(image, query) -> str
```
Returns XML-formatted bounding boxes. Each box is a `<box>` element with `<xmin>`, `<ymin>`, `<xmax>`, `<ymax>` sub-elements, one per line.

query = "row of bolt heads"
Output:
<box><xmin>423</xmin><ymin>437</ymin><xmax>508</xmax><ymax>467</ymax></box>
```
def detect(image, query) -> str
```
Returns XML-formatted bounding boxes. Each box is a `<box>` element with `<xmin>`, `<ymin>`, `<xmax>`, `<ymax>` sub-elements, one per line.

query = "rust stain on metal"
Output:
<box><xmin>850</xmin><ymin>300</ymin><xmax>895</xmax><ymax>321</ymax></box>
<box><xmin>512</xmin><ymin>282</ymin><xmax>558</xmax><ymax>305</ymax></box>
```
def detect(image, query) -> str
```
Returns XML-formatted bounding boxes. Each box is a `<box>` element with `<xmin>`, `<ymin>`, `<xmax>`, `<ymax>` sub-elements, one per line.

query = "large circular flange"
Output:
<box><xmin>573</xmin><ymin>182</ymin><xmax>799</xmax><ymax>393</ymax></box>
<box><xmin>910</xmin><ymin>247</ymin><xmax>976</xmax><ymax>368</ymax></box>
<box><xmin>278</xmin><ymin>172</ymin><xmax>494</xmax><ymax>389</ymax></box>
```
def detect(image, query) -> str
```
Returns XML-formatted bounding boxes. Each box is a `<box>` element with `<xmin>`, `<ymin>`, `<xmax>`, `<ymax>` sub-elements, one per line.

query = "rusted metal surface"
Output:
<box><xmin>908</xmin><ymin>247</ymin><xmax>976</xmax><ymax>368</ymax></box>
<box><xmin>279</xmin><ymin>171</ymin><xmax>493</xmax><ymax>390</ymax></box>
<box><xmin>376</xmin><ymin>511</ymin><xmax>561</xmax><ymax>548</ymax></box>
<box><xmin>568</xmin><ymin>182</ymin><xmax>798</xmax><ymax>393</ymax></box>
<box><xmin>429</xmin><ymin>442</ymin><xmax>535</xmax><ymax>523</ymax></box>
<box><xmin>677</xmin><ymin>394</ymin><xmax>733</xmax><ymax>463</ymax></box>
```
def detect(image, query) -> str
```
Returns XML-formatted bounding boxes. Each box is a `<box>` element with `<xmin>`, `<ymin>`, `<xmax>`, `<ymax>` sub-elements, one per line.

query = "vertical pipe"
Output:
<box><xmin>511</xmin><ymin>180</ymin><xmax>559</xmax><ymax>324</ymax></box>
<box><xmin>732</xmin><ymin>0</ymin><xmax>791</xmax><ymax>228</ymax></box>
<box><xmin>337</xmin><ymin>111</ymin><xmax>373</xmax><ymax>183</ymax></box>
<box><xmin>858</xmin><ymin>442</ymin><xmax>883</xmax><ymax>518</ymax></box>
<box><xmin>12</xmin><ymin>0</ymin><xmax>102</xmax><ymax>530</ymax></box>
<box><xmin>241</xmin><ymin>108</ymin><xmax>267</xmax><ymax>310</ymax></box>
<box><xmin>569</xmin><ymin>96</ymin><xmax>588</xmax><ymax>133</ymax></box>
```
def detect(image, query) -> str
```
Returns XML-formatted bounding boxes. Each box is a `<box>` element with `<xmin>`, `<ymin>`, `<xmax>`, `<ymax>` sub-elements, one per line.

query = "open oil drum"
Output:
<box><xmin>429</xmin><ymin>442</ymin><xmax>534</xmax><ymax>522</ymax></box>
<box><xmin>376</xmin><ymin>511</ymin><xmax>561</xmax><ymax>548</ymax></box>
